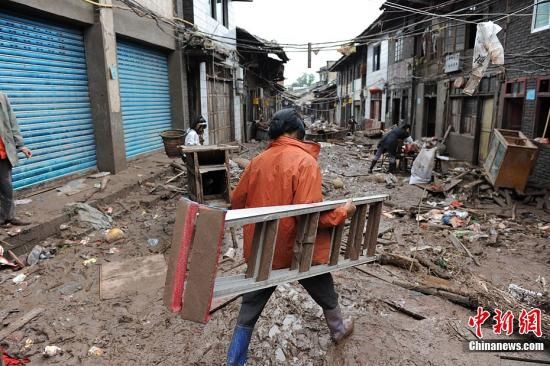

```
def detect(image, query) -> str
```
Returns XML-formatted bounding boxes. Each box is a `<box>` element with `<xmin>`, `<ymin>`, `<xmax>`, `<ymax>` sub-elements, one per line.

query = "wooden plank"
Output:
<box><xmin>329</xmin><ymin>223</ymin><xmax>345</xmax><ymax>266</ymax></box>
<box><xmin>448</xmin><ymin>233</ymin><xmax>481</xmax><ymax>266</ymax></box>
<box><xmin>255</xmin><ymin>220</ymin><xmax>279</xmax><ymax>281</ymax></box>
<box><xmin>246</xmin><ymin>222</ymin><xmax>266</xmax><ymax>278</ymax></box>
<box><xmin>224</xmin><ymin>195</ymin><xmax>388</xmax><ymax>227</ymax></box>
<box><xmin>193</xmin><ymin>152</ymin><xmax>203</xmax><ymax>203</ymax></box>
<box><xmin>345</xmin><ymin>209</ymin><xmax>360</xmax><ymax>259</ymax></box>
<box><xmin>213</xmin><ymin>256</ymin><xmax>378</xmax><ymax>299</ymax></box>
<box><xmin>291</xmin><ymin>215</ymin><xmax>308</xmax><ymax>270</ymax></box>
<box><xmin>0</xmin><ymin>307</ymin><xmax>44</xmax><ymax>342</ymax></box>
<box><xmin>178</xmin><ymin>144</ymin><xmax>239</xmax><ymax>153</ymax></box>
<box><xmin>350</xmin><ymin>204</ymin><xmax>368</xmax><ymax>260</ymax></box>
<box><xmin>163</xmin><ymin>199</ymin><xmax>199</xmax><ymax>312</ymax></box>
<box><xmin>364</xmin><ymin>202</ymin><xmax>383</xmax><ymax>257</ymax></box>
<box><xmin>100</xmin><ymin>254</ymin><xmax>167</xmax><ymax>300</ymax></box>
<box><xmin>180</xmin><ymin>206</ymin><xmax>226</xmax><ymax>323</ymax></box>
<box><xmin>298</xmin><ymin>212</ymin><xmax>320</xmax><ymax>273</ymax></box>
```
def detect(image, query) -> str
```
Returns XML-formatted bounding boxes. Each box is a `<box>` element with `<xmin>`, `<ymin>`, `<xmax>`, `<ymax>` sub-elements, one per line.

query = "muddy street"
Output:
<box><xmin>0</xmin><ymin>140</ymin><xmax>548</xmax><ymax>365</ymax></box>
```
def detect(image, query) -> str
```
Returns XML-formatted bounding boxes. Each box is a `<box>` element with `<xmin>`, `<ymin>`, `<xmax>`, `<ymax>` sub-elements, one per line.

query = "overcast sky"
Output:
<box><xmin>234</xmin><ymin>0</ymin><xmax>385</xmax><ymax>85</ymax></box>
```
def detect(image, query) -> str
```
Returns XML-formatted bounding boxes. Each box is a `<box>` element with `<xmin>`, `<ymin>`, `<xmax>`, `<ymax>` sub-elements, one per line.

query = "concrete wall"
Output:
<box><xmin>414</xmin><ymin>83</ymin><xmax>424</xmax><ymax>139</ymax></box>
<box><xmin>447</xmin><ymin>133</ymin><xmax>475</xmax><ymax>162</ymax></box>
<box><xmin>6</xmin><ymin>0</ymin><xmax>175</xmax><ymax>49</ymax></box>
<box><xmin>435</xmin><ymin>80</ymin><xmax>447</xmax><ymax>137</ymax></box>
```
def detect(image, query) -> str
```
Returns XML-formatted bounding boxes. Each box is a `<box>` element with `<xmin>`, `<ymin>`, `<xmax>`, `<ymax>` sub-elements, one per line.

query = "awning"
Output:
<box><xmin>369</xmin><ymin>86</ymin><xmax>382</xmax><ymax>93</ymax></box>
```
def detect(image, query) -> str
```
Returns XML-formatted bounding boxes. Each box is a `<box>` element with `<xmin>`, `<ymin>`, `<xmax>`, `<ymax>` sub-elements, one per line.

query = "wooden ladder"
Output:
<box><xmin>163</xmin><ymin>194</ymin><xmax>387</xmax><ymax>323</ymax></box>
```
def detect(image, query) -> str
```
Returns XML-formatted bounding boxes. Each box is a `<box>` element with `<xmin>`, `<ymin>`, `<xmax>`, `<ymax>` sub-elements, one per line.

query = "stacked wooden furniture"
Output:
<box><xmin>178</xmin><ymin>145</ymin><xmax>239</xmax><ymax>207</ymax></box>
<box><xmin>163</xmin><ymin>194</ymin><xmax>387</xmax><ymax>323</ymax></box>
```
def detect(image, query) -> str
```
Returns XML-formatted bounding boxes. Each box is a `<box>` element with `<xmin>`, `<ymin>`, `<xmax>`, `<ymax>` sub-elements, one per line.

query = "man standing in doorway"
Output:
<box><xmin>0</xmin><ymin>92</ymin><xmax>32</xmax><ymax>227</ymax></box>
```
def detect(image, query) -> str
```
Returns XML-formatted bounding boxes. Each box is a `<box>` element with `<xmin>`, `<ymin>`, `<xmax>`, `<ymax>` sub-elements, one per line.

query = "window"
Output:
<box><xmin>394</xmin><ymin>37</ymin><xmax>403</xmax><ymax>62</ymax></box>
<box><xmin>533</xmin><ymin>0</ymin><xmax>550</xmax><ymax>32</ymax></box>
<box><xmin>504</xmin><ymin>79</ymin><xmax>526</xmax><ymax>97</ymax></box>
<box><xmin>210</xmin><ymin>0</ymin><xmax>228</xmax><ymax>27</ymax></box>
<box><xmin>372</xmin><ymin>44</ymin><xmax>381</xmax><ymax>71</ymax></box>
<box><xmin>449</xmin><ymin>97</ymin><xmax>476</xmax><ymax>135</ymax></box>
<box><xmin>445</xmin><ymin>21</ymin><xmax>466</xmax><ymax>53</ymax></box>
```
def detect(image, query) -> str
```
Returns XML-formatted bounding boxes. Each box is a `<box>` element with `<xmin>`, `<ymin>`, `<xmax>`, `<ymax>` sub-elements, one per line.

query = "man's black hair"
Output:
<box><xmin>268</xmin><ymin>108</ymin><xmax>306</xmax><ymax>140</ymax></box>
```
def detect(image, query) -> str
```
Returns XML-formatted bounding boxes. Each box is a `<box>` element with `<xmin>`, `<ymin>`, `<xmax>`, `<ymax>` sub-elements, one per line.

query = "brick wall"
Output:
<box><xmin>531</xmin><ymin>143</ymin><xmax>550</xmax><ymax>184</ymax></box>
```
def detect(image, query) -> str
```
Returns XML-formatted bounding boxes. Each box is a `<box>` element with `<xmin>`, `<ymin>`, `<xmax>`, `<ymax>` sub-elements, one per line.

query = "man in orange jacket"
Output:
<box><xmin>227</xmin><ymin>108</ymin><xmax>356</xmax><ymax>366</ymax></box>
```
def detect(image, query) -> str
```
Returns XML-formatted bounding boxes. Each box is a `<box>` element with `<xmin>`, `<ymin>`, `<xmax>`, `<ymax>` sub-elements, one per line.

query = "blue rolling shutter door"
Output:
<box><xmin>0</xmin><ymin>12</ymin><xmax>97</xmax><ymax>190</ymax></box>
<box><xmin>117</xmin><ymin>40</ymin><xmax>172</xmax><ymax>158</ymax></box>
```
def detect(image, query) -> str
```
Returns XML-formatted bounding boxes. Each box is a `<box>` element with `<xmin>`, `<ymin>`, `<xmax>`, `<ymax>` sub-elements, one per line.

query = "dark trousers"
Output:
<box><xmin>373</xmin><ymin>146</ymin><xmax>396</xmax><ymax>164</ymax></box>
<box><xmin>236</xmin><ymin>273</ymin><xmax>338</xmax><ymax>327</ymax></box>
<box><xmin>0</xmin><ymin>158</ymin><xmax>15</xmax><ymax>223</ymax></box>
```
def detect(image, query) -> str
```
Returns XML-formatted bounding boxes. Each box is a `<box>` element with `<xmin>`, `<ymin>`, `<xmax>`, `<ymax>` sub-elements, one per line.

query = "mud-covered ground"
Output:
<box><xmin>1</xmin><ymin>139</ymin><xmax>549</xmax><ymax>365</ymax></box>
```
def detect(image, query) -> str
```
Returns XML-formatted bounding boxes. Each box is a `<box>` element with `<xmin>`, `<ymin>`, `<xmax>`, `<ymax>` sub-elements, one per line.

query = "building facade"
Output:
<box><xmin>0</xmin><ymin>0</ymin><xmax>253</xmax><ymax>190</ymax></box>
<box><xmin>331</xmin><ymin>0</ymin><xmax>550</xmax><ymax>183</ymax></box>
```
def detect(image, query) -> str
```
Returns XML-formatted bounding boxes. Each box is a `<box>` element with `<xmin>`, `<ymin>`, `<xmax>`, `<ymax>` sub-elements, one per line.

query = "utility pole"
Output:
<box><xmin>307</xmin><ymin>42</ymin><xmax>312</xmax><ymax>68</ymax></box>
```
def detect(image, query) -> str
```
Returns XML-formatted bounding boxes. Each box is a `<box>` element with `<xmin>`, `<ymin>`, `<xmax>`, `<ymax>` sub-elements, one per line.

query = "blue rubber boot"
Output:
<box><xmin>227</xmin><ymin>325</ymin><xmax>253</xmax><ymax>366</ymax></box>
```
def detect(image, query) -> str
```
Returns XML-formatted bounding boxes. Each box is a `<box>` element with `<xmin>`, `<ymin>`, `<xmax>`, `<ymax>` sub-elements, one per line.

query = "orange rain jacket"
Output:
<box><xmin>231</xmin><ymin>136</ymin><xmax>348</xmax><ymax>269</ymax></box>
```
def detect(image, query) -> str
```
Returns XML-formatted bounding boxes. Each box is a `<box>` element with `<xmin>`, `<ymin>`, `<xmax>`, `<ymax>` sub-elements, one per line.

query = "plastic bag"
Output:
<box><xmin>409</xmin><ymin>146</ymin><xmax>437</xmax><ymax>184</ymax></box>
<box><xmin>464</xmin><ymin>21</ymin><xmax>504</xmax><ymax>95</ymax></box>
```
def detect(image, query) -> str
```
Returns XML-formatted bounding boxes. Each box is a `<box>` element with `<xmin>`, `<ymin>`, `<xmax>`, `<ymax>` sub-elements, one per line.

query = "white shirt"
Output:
<box><xmin>185</xmin><ymin>129</ymin><xmax>200</xmax><ymax>146</ymax></box>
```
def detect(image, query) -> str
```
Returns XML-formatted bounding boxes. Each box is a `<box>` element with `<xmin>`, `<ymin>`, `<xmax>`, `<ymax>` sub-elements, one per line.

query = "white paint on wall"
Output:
<box><xmin>200</xmin><ymin>61</ymin><xmax>210</xmax><ymax>145</ymax></box>
<box><xmin>365</xmin><ymin>39</ymin><xmax>389</xmax><ymax>121</ymax></box>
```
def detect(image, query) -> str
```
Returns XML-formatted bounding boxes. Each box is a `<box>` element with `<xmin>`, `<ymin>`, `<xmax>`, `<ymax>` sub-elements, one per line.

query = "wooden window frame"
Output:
<box><xmin>537</xmin><ymin>77</ymin><xmax>550</xmax><ymax>96</ymax></box>
<box><xmin>372</xmin><ymin>44</ymin><xmax>381</xmax><ymax>72</ymax></box>
<box><xmin>504</xmin><ymin>78</ymin><xmax>527</xmax><ymax>98</ymax></box>
<box><xmin>532</xmin><ymin>0</ymin><xmax>550</xmax><ymax>33</ymax></box>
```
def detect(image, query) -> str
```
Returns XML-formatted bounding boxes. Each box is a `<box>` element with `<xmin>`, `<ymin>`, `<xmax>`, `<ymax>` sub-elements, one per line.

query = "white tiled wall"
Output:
<box><xmin>193</xmin><ymin>0</ymin><xmax>237</xmax><ymax>50</ymax></box>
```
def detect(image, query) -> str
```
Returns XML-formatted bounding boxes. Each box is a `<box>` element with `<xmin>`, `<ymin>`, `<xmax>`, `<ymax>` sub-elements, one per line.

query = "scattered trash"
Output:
<box><xmin>14</xmin><ymin>199</ymin><xmax>32</xmax><ymax>205</ymax></box>
<box><xmin>24</xmin><ymin>338</ymin><xmax>33</xmax><ymax>349</ymax></box>
<box><xmin>59</xmin><ymin>223</ymin><xmax>70</xmax><ymax>231</ymax></box>
<box><xmin>0</xmin><ymin>256</ymin><xmax>16</xmax><ymax>268</ymax></box>
<box><xmin>88</xmin><ymin>171</ymin><xmax>111</xmax><ymax>179</ymax></box>
<box><xmin>409</xmin><ymin>146</ymin><xmax>437</xmax><ymax>184</ymax></box>
<box><xmin>385</xmin><ymin>173</ymin><xmax>398</xmax><ymax>188</ymax></box>
<box><xmin>59</xmin><ymin>282</ymin><xmax>83</xmax><ymax>296</ymax></box>
<box><xmin>275</xmin><ymin>347</ymin><xmax>286</xmax><ymax>363</ymax></box>
<box><xmin>1</xmin><ymin>349</ymin><xmax>30</xmax><ymax>365</ymax></box>
<box><xmin>88</xmin><ymin>346</ymin><xmax>104</xmax><ymax>357</ymax></box>
<box><xmin>43</xmin><ymin>345</ymin><xmax>62</xmax><ymax>357</ymax></box>
<box><xmin>223</xmin><ymin>248</ymin><xmax>236</xmax><ymax>259</ymax></box>
<box><xmin>26</xmin><ymin>245</ymin><xmax>54</xmax><ymax>266</ymax></box>
<box><xmin>83</xmin><ymin>258</ymin><xmax>97</xmax><ymax>266</ymax></box>
<box><xmin>65</xmin><ymin>203</ymin><xmax>113</xmax><ymax>230</ymax></box>
<box><xmin>12</xmin><ymin>273</ymin><xmax>26</xmax><ymax>284</ymax></box>
<box><xmin>331</xmin><ymin>178</ymin><xmax>345</xmax><ymax>189</ymax></box>
<box><xmin>508</xmin><ymin>284</ymin><xmax>543</xmax><ymax>305</ymax></box>
<box><xmin>108</xmin><ymin>247</ymin><xmax>120</xmax><ymax>255</ymax></box>
<box><xmin>105</xmin><ymin>228</ymin><xmax>125</xmax><ymax>243</ymax></box>
<box><xmin>57</xmin><ymin>179</ymin><xmax>88</xmax><ymax>196</ymax></box>
<box><xmin>147</xmin><ymin>238</ymin><xmax>160</xmax><ymax>249</ymax></box>
<box><xmin>7</xmin><ymin>228</ymin><xmax>22</xmax><ymax>237</ymax></box>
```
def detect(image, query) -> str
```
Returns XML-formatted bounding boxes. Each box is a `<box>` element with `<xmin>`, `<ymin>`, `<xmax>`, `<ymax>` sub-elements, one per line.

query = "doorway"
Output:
<box><xmin>503</xmin><ymin>98</ymin><xmax>523</xmax><ymax>130</ymax></box>
<box><xmin>478</xmin><ymin>97</ymin><xmax>494</xmax><ymax>162</ymax></box>
<box><xmin>424</xmin><ymin>97</ymin><xmax>436</xmax><ymax>137</ymax></box>
<box><xmin>392</xmin><ymin>98</ymin><xmax>400</xmax><ymax>125</ymax></box>
<box><xmin>535</xmin><ymin>97</ymin><xmax>550</xmax><ymax>138</ymax></box>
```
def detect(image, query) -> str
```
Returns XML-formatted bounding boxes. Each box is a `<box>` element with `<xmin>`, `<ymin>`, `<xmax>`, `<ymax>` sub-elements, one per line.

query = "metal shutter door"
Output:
<box><xmin>117</xmin><ymin>40</ymin><xmax>172</xmax><ymax>158</ymax></box>
<box><xmin>0</xmin><ymin>12</ymin><xmax>97</xmax><ymax>190</ymax></box>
